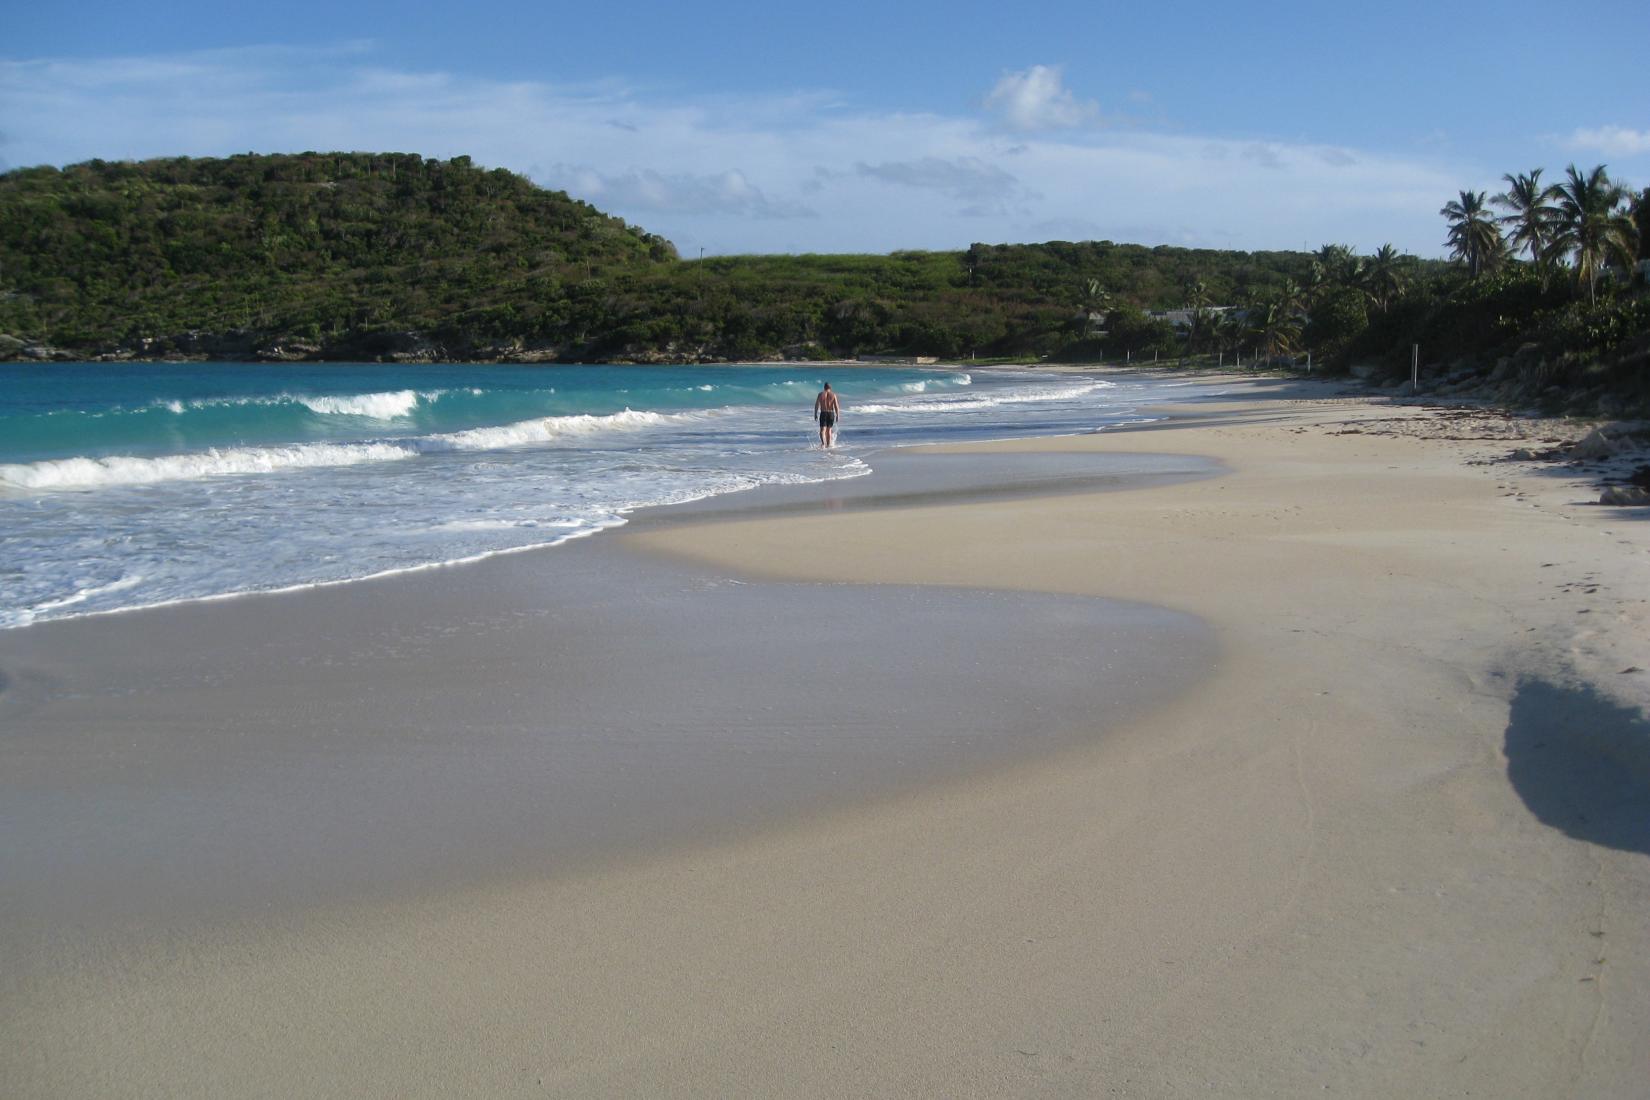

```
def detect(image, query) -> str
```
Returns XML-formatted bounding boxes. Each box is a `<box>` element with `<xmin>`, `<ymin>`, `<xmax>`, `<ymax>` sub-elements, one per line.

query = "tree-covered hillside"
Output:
<box><xmin>2</xmin><ymin>151</ymin><xmax>1643</xmax><ymax>412</ymax></box>
<box><xmin>0</xmin><ymin>152</ymin><xmax>1332</xmax><ymax>362</ymax></box>
<box><xmin>0</xmin><ymin>152</ymin><xmax>676</xmax><ymax>356</ymax></box>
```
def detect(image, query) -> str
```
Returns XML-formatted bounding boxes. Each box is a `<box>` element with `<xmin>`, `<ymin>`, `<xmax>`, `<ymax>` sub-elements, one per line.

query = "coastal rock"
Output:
<box><xmin>256</xmin><ymin>340</ymin><xmax>322</xmax><ymax>362</ymax></box>
<box><xmin>0</xmin><ymin>333</ymin><xmax>26</xmax><ymax>360</ymax></box>
<box><xmin>498</xmin><ymin>343</ymin><xmax>562</xmax><ymax>363</ymax></box>
<box><xmin>1599</xmin><ymin>485</ymin><xmax>1650</xmax><ymax>506</ymax></box>
<box><xmin>514</xmin><ymin>347</ymin><xmax>563</xmax><ymax>363</ymax></box>
<box><xmin>321</xmin><ymin>330</ymin><xmax>448</xmax><ymax>363</ymax></box>
<box><xmin>155</xmin><ymin>330</ymin><xmax>261</xmax><ymax>360</ymax></box>
<box><xmin>1572</xmin><ymin>428</ymin><xmax>1617</xmax><ymax>460</ymax></box>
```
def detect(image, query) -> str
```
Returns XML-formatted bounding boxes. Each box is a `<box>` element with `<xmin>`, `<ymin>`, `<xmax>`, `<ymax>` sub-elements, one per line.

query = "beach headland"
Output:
<box><xmin>3</xmin><ymin>375</ymin><xmax>1648</xmax><ymax>1097</ymax></box>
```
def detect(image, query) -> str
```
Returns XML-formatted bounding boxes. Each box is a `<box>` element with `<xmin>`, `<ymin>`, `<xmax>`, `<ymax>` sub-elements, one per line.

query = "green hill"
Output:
<box><xmin>0</xmin><ymin>152</ymin><xmax>676</xmax><ymax>359</ymax></box>
<box><xmin>2</xmin><ymin>151</ymin><xmax>1642</xmax><ymax>413</ymax></box>
<box><xmin>0</xmin><ymin>152</ymin><xmax>1326</xmax><ymax>362</ymax></box>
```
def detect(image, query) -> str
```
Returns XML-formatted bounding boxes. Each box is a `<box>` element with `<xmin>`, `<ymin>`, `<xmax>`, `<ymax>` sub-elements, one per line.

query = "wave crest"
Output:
<box><xmin>855</xmin><ymin>379</ymin><xmax>1110</xmax><ymax>414</ymax></box>
<box><xmin>298</xmin><ymin>390</ymin><xmax>424</xmax><ymax>418</ymax></box>
<box><xmin>0</xmin><ymin>407</ymin><xmax>693</xmax><ymax>490</ymax></box>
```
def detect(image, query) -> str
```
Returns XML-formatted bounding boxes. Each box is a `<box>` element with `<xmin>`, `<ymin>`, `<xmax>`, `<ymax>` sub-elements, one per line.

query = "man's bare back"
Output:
<box><xmin>814</xmin><ymin>382</ymin><xmax>840</xmax><ymax>447</ymax></box>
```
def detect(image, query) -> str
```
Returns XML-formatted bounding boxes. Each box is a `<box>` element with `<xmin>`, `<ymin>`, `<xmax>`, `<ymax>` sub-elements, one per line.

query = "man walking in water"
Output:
<box><xmin>814</xmin><ymin>381</ymin><xmax>841</xmax><ymax>448</ymax></box>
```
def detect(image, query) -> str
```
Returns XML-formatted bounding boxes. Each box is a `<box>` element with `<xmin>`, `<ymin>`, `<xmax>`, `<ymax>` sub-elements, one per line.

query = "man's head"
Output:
<box><xmin>823</xmin><ymin>382</ymin><xmax>831</xmax><ymax>390</ymax></box>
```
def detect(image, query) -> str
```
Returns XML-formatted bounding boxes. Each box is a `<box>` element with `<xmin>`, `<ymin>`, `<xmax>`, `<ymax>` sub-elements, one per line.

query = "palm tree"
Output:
<box><xmin>1215</xmin><ymin>310</ymin><xmax>1248</xmax><ymax>362</ymax></box>
<box><xmin>1362</xmin><ymin>243</ymin><xmax>1405</xmax><ymax>313</ymax></box>
<box><xmin>1492</xmin><ymin>169</ymin><xmax>1559</xmax><ymax>275</ymax></box>
<box><xmin>1635</xmin><ymin>188</ymin><xmax>1650</xmax><ymax>264</ymax></box>
<box><xmin>1186</xmin><ymin>306</ymin><xmax>1218</xmax><ymax>355</ymax></box>
<box><xmin>1549</xmin><ymin>163</ymin><xmax>1639</xmax><ymax>304</ymax></box>
<box><xmin>1276</xmin><ymin>278</ymin><xmax>1308</xmax><ymax>318</ymax></box>
<box><xmin>1247</xmin><ymin>299</ymin><xmax>1301</xmax><ymax>360</ymax></box>
<box><xmin>1081</xmin><ymin>278</ymin><xmax>1112</xmax><ymax>336</ymax></box>
<box><xmin>1440</xmin><ymin>190</ymin><xmax>1504</xmax><ymax>279</ymax></box>
<box><xmin>1311</xmin><ymin>243</ymin><xmax>1363</xmax><ymax>290</ymax></box>
<box><xmin>1183</xmin><ymin>277</ymin><xmax>1211</xmax><ymax>310</ymax></box>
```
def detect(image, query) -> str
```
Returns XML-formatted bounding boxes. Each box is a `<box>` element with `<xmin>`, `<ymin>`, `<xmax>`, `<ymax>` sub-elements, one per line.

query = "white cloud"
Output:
<box><xmin>983</xmin><ymin>65</ymin><xmax>1098</xmax><ymax>132</ymax></box>
<box><xmin>1241</xmin><ymin>143</ymin><xmax>1284</xmax><ymax>170</ymax></box>
<box><xmin>0</xmin><ymin>46</ymin><xmax>1463</xmax><ymax>257</ymax></box>
<box><xmin>854</xmin><ymin>156</ymin><xmax>1026</xmax><ymax>213</ymax></box>
<box><xmin>548</xmin><ymin>165</ymin><xmax>815</xmax><ymax>219</ymax></box>
<box><xmin>1567</xmin><ymin>125</ymin><xmax>1650</xmax><ymax>157</ymax></box>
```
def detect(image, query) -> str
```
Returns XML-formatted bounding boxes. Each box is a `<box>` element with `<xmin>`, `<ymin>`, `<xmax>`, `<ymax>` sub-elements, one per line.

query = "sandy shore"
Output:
<box><xmin>4</xmin><ymin>377</ymin><xmax>1648</xmax><ymax>1096</ymax></box>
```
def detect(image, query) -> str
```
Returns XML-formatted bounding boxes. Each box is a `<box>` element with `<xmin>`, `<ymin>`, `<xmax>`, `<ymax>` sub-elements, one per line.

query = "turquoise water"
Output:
<box><xmin>0</xmin><ymin>361</ymin><xmax>1179</xmax><ymax>627</ymax></box>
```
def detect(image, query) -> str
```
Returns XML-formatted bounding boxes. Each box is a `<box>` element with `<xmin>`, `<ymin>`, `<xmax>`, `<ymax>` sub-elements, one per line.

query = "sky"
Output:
<box><xmin>3</xmin><ymin>0</ymin><xmax>1647</xmax><ymax>259</ymax></box>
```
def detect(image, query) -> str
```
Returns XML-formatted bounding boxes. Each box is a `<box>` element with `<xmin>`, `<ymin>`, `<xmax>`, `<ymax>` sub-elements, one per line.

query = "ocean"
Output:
<box><xmin>0</xmin><ymin>361</ymin><xmax>1191</xmax><ymax>629</ymax></box>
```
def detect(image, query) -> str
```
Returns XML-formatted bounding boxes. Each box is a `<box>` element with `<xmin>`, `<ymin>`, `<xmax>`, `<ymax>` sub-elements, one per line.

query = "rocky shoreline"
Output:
<box><xmin>0</xmin><ymin>328</ymin><xmax>844</xmax><ymax>367</ymax></box>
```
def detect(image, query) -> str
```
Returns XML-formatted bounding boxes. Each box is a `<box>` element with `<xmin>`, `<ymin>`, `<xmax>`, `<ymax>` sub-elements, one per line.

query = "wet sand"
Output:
<box><xmin>1</xmin><ymin>451</ymin><xmax>1214</xmax><ymax>943</ymax></box>
<box><xmin>4</xmin><ymin>378</ymin><xmax>1648</xmax><ymax>1097</ymax></box>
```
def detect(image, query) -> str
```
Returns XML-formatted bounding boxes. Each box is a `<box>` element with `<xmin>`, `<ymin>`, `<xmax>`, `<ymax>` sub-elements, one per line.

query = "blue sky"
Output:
<box><xmin>4</xmin><ymin>0</ymin><xmax>1647</xmax><ymax>258</ymax></box>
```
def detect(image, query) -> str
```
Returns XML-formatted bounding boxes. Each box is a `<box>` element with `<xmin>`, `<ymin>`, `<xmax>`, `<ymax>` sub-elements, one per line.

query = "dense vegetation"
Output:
<box><xmin>0</xmin><ymin>153</ymin><xmax>676</xmax><ymax>357</ymax></box>
<box><xmin>0</xmin><ymin>152</ymin><xmax>1355</xmax><ymax>362</ymax></box>
<box><xmin>1</xmin><ymin>152</ymin><xmax>1646</xmax><ymax>410</ymax></box>
<box><xmin>1340</xmin><ymin>163</ymin><xmax>1649</xmax><ymax>411</ymax></box>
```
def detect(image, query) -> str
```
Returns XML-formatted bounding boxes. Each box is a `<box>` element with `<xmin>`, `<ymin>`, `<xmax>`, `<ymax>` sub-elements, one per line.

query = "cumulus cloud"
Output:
<box><xmin>1567</xmin><ymin>125</ymin><xmax>1650</xmax><ymax>157</ymax></box>
<box><xmin>983</xmin><ymin>65</ymin><xmax>1098</xmax><ymax>132</ymax></box>
<box><xmin>0</xmin><ymin>45</ymin><xmax>1462</xmax><ymax>256</ymax></box>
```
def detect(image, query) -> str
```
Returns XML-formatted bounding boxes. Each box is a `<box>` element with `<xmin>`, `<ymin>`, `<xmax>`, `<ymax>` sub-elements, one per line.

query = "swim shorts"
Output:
<box><xmin>819</xmin><ymin>411</ymin><xmax>837</xmax><ymax>427</ymax></box>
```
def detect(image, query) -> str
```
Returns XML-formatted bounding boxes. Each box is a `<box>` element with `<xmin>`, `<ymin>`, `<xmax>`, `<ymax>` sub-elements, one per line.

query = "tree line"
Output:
<box><xmin>1</xmin><ymin>153</ymin><xmax>1645</xmax><ymax>408</ymax></box>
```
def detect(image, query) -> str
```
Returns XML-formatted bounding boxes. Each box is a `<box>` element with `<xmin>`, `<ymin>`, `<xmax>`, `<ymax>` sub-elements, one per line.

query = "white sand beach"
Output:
<box><xmin>3</xmin><ymin>376</ymin><xmax>1647</xmax><ymax>1097</ymax></box>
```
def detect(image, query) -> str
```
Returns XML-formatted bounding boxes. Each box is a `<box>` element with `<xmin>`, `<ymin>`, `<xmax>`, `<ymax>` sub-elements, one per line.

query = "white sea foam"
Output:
<box><xmin>0</xmin><ymin>442</ymin><xmax>418</xmax><ymax>489</ymax></box>
<box><xmin>421</xmin><ymin>408</ymin><xmax>693</xmax><ymax>452</ymax></box>
<box><xmin>855</xmin><ymin>380</ymin><xmax>1111</xmax><ymax>414</ymax></box>
<box><xmin>427</xmin><ymin>518</ymin><xmax>577</xmax><ymax>532</ymax></box>
<box><xmin>1</xmin><ymin>365</ymin><xmax>1180</xmax><ymax>630</ymax></box>
<box><xmin>142</xmin><ymin>389</ymin><xmax>443</xmax><ymax>418</ymax></box>
<box><xmin>299</xmin><ymin>390</ymin><xmax>423</xmax><ymax>419</ymax></box>
<box><xmin>898</xmin><ymin>373</ymin><xmax>972</xmax><ymax>393</ymax></box>
<box><xmin>26</xmin><ymin>574</ymin><xmax>145</xmax><ymax>617</ymax></box>
<box><xmin>0</xmin><ymin>407</ymin><xmax>698</xmax><ymax>490</ymax></box>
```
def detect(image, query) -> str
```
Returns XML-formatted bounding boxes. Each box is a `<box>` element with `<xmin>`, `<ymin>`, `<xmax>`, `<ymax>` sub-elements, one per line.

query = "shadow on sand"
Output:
<box><xmin>1504</xmin><ymin>678</ymin><xmax>1650</xmax><ymax>855</ymax></box>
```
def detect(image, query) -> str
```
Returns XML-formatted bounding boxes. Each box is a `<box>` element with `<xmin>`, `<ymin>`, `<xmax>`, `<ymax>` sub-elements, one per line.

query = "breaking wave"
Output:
<box><xmin>0</xmin><ymin>407</ymin><xmax>694</xmax><ymax>490</ymax></box>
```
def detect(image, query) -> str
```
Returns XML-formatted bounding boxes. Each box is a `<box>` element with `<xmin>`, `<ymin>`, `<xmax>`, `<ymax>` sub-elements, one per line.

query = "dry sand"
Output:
<box><xmin>5</xmin><ymin>377</ymin><xmax>1648</xmax><ymax>1097</ymax></box>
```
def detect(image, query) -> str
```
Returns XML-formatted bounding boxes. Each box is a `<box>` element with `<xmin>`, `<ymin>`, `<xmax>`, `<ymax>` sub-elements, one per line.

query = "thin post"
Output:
<box><xmin>1411</xmin><ymin>343</ymin><xmax>1419</xmax><ymax>392</ymax></box>
<box><xmin>1306</xmin><ymin>350</ymin><xmax>1312</xmax><ymax>373</ymax></box>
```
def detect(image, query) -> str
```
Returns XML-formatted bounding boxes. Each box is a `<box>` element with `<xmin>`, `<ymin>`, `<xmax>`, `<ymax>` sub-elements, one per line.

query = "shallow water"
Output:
<box><xmin>0</xmin><ymin>361</ymin><xmax>1192</xmax><ymax>628</ymax></box>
